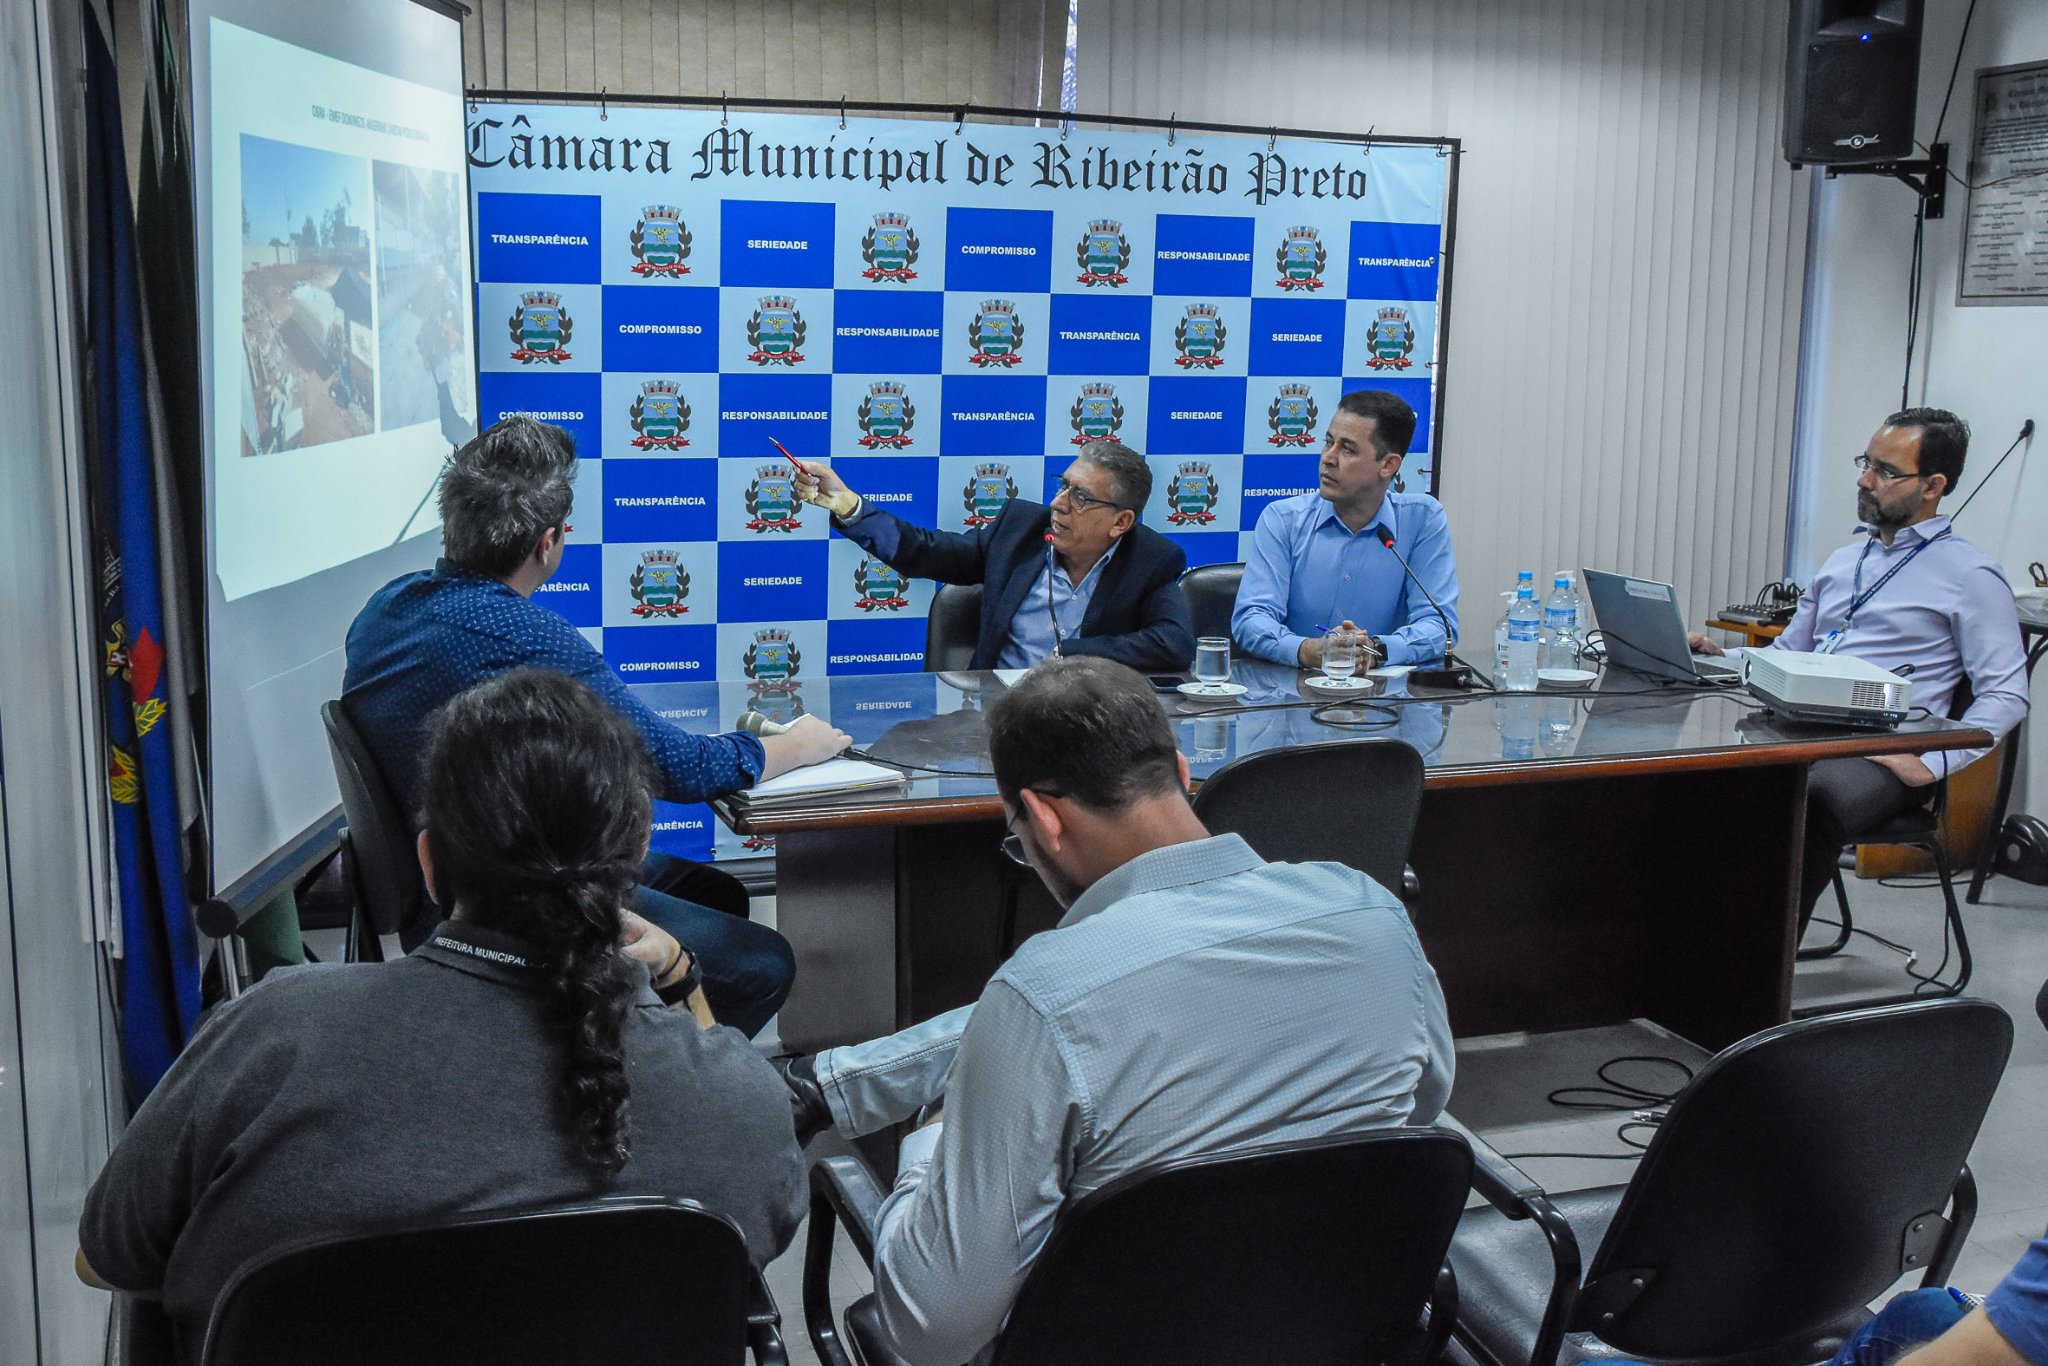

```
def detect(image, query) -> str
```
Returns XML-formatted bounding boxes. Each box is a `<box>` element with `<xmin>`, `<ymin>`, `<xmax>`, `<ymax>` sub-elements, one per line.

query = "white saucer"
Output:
<box><xmin>1177</xmin><ymin>681</ymin><xmax>1248</xmax><ymax>698</ymax></box>
<box><xmin>1537</xmin><ymin>668</ymin><xmax>1599</xmax><ymax>691</ymax></box>
<box><xmin>1303</xmin><ymin>674</ymin><xmax>1375</xmax><ymax>691</ymax></box>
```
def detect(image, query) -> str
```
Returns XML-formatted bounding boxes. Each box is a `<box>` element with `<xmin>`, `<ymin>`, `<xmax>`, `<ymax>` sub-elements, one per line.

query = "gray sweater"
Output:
<box><xmin>82</xmin><ymin>919</ymin><xmax>805</xmax><ymax>1358</ymax></box>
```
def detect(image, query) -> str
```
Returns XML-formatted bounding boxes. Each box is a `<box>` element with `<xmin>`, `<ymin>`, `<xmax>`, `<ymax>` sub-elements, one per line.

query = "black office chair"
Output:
<box><xmin>200</xmin><ymin>1196</ymin><xmax>788</xmax><ymax>1366</ymax></box>
<box><xmin>1446</xmin><ymin>997</ymin><xmax>2013</xmax><ymax>1366</ymax></box>
<box><xmin>1191</xmin><ymin>739</ymin><xmax>1424</xmax><ymax>898</ymax></box>
<box><xmin>320</xmin><ymin>699</ymin><xmax>424</xmax><ymax>961</ymax></box>
<box><xmin>923</xmin><ymin>583</ymin><xmax>983</xmax><ymax>673</ymax></box>
<box><xmin>805</xmin><ymin>1127</ymin><xmax>1472</xmax><ymax>1366</ymax></box>
<box><xmin>1178</xmin><ymin>561</ymin><xmax>1244</xmax><ymax>644</ymax></box>
<box><xmin>1796</xmin><ymin>683</ymin><xmax>1980</xmax><ymax>1011</ymax></box>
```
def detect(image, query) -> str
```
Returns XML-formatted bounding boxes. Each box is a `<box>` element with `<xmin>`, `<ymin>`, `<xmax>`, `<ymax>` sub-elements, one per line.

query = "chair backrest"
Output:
<box><xmin>924</xmin><ymin>582</ymin><xmax>984</xmax><ymax>672</ymax></box>
<box><xmin>1191</xmin><ymin>739</ymin><xmax>1424</xmax><ymax>894</ymax></box>
<box><xmin>1577</xmin><ymin>997</ymin><xmax>2014</xmax><ymax>1360</ymax></box>
<box><xmin>1178</xmin><ymin>561</ymin><xmax>1245</xmax><ymax>644</ymax></box>
<box><xmin>201</xmin><ymin>1197</ymin><xmax>754</xmax><ymax>1366</ymax></box>
<box><xmin>989</xmin><ymin>1128</ymin><xmax>1472</xmax><ymax>1366</ymax></box>
<box><xmin>320</xmin><ymin>699</ymin><xmax>422</xmax><ymax>938</ymax></box>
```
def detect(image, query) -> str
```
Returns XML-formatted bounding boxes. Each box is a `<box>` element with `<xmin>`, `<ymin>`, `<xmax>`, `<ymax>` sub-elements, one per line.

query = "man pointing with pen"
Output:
<box><xmin>792</xmin><ymin>442</ymin><xmax>1195</xmax><ymax>672</ymax></box>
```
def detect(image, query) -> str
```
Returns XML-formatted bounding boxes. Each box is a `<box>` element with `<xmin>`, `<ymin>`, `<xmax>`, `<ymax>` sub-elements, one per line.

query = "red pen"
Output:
<box><xmin>768</xmin><ymin>437</ymin><xmax>811</xmax><ymax>477</ymax></box>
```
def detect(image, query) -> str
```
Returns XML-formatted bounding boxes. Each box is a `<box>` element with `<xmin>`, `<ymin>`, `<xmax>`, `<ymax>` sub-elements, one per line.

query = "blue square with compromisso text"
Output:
<box><xmin>944</xmin><ymin>208</ymin><xmax>1055</xmax><ymax>293</ymax></box>
<box><xmin>1047</xmin><ymin>294</ymin><xmax>1152</xmax><ymax>375</ymax></box>
<box><xmin>718</xmin><ymin>374</ymin><xmax>833</xmax><ymax>462</ymax></box>
<box><xmin>940</xmin><ymin>375</ymin><xmax>1048</xmax><ymax>456</ymax></box>
<box><xmin>604</xmin><ymin>460</ymin><xmax>719</xmax><ymax>543</ymax></box>
<box><xmin>719</xmin><ymin>541</ymin><xmax>830</xmax><ymax>622</ymax></box>
<box><xmin>1247</xmin><ymin>299</ymin><xmax>1346</xmax><ymax>376</ymax></box>
<box><xmin>1147</xmin><ymin>376</ymin><xmax>1247</xmax><ymax>455</ymax></box>
<box><xmin>833</xmin><ymin>291</ymin><xmax>946</xmax><ymax>373</ymax></box>
<box><xmin>1348</xmin><ymin>222</ymin><xmax>1442</xmax><ymax>300</ymax></box>
<box><xmin>721</xmin><ymin>200</ymin><xmax>837</xmax><ymax>287</ymax></box>
<box><xmin>1153</xmin><ymin>215</ymin><xmax>1256</xmax><ymax>296</ymax></box>
<box><xmin>476</xmin><ymin>192</ymin><xmax>601</xmax><ymax>283</ymax></box>
<box><xmin>535</xmin><ymin>545</ymin><xmax>602</xmax><ymax>627</ymax></box>
<box><xmin>602</xmin><ymin>285</ymin><xmax>719</xmax><ymax>371</ymax></box>
<box><xmin>478</xmin><ymin>372</ymin><xmax>602</xmax><ymax>455</ymax></box>
<box><xmin>603</xmin><ymin>623</ymin><xmax>718</xmax><ymax>684</ymax></box>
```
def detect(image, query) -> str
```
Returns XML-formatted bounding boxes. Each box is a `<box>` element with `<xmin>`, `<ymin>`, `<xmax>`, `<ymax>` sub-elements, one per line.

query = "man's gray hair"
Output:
<box><xmin>438</xmin><ymin>416</ymin><xmax>578</xmax><ymax>577</ymax></box>
<box><xmin>1075</xmin><ymin>441</ymin><xmax>1153</xmax><ymax>513</ymax></box>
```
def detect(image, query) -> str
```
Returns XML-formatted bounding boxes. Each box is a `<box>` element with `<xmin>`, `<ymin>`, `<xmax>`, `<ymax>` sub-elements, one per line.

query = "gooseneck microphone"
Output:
<box><xmin>735</xmin><ymin>710</ymin><xmax>794</xmax><ymax>737</ymax></box>
<box><xmin>1043</xmin><ymin>530</ymin><xmax>1064</xmax><ymax>658</ymax></box>
<box><xmin>1375</xmin><ymin>525</ymin><xmax>1475</xmax><ymax>689</ymax></box>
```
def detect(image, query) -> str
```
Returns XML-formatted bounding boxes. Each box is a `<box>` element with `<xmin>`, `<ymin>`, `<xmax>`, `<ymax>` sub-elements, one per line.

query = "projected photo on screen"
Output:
<box><xmin>372</xmin><ymin>161</ymin><xmax>470</xmax><ymax>435</ymax></box>
<box><xmin>238</xmin><ymin>136</ymin><xmax>375</xmax><ymax>455</ymax></box>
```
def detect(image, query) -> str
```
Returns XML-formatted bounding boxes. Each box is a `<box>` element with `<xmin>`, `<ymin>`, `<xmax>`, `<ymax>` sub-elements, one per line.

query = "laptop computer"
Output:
<box><xmin>1581</xmin><ymin>569</ymin><xmax>1745</xmax><ymax>686</ymax></box>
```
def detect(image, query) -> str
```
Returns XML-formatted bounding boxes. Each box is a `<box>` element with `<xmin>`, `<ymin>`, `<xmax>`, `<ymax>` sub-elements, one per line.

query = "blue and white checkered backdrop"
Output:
<box><xmin>468</xmin><ymin>103</ymin><xmax>1452</xmax><ymax>859</ymax></box>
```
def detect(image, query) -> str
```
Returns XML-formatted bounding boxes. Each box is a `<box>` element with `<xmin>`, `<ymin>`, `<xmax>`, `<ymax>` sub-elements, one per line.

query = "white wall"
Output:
<box><xmin>1794</xmin><ymin>0</ymin><xmax>2048</xmax><ymax>818</ymax></box>
<box><xmin>1077</xmin><ymin>0</ymin><xmax>1811</xmax><ymax>635</ymax></box>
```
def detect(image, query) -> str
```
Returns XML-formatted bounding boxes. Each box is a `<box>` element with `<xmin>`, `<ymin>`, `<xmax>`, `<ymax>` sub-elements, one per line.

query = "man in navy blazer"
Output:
<box><xmin>794</xmin><ymin>443</ymin><xmax>1194</xmax><ymax>672</ymax></box>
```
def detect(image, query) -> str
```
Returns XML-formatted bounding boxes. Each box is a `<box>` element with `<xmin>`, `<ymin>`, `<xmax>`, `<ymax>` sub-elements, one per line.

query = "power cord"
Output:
<box><xmin>1499</xmin><ymin>1054</ymin><xmax>1695</xmax><ymax>1162</ymax></box>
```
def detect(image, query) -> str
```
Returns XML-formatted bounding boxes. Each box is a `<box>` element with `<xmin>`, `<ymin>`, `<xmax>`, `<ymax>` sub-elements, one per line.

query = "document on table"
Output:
<box><xmin>732</xmin><ymin>757</ymin><xmax>910</xmax><ymax>807</ymax></box>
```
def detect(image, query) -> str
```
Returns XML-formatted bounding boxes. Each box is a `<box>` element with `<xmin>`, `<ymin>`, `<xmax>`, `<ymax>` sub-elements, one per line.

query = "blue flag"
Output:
<box><xmin>84</xmin><ymin>20</ymin><xmax>203</xmax><ymax>1099</ymax></box>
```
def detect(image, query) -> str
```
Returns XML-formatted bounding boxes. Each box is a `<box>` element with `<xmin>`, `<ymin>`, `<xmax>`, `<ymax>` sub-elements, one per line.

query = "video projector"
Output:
<box><xmin>1743</xmin><ymin>650</ymin><xmax>1913</xmax><ymax>728</ymax></box>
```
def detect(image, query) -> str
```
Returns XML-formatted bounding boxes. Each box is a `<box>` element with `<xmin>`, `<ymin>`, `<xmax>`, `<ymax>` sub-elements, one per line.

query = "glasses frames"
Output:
<box><xmin>1852</xmin><ymin>454</ymin><xmax>1926</xmax><ymax>484</ymax></box>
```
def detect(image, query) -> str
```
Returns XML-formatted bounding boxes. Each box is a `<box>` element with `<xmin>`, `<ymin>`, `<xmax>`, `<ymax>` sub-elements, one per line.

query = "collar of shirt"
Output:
<box><xmin>1055</xmin><ymin>832</ymin><xmax>1266</xmax><ymax>931</ymax></box>
<box><xmin>414</xmin><ymin>917</ymin><xmax>662</xmax><ymax>1004</ymax></box>
<box><xmin>1308</xmin><ymin>489</ymin><xmax>1407</xmax><ymax>542</ymax></box>
<box><xmin>432</xmin><ymin>556</ymin><xmax>514</xmax><ymax>589</ymax></box>
<box><xmin>1060</xmin><ymin>532</ymin><xmax>1122</xmax><ymax>588</ymax></box>
<box><xmin>1851</xmin><ymin>513</ymin><xmax>1953</xmax><ymax>549</ymax></box>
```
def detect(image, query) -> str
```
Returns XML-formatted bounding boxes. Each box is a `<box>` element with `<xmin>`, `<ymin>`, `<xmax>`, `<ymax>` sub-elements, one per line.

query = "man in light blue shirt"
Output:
<box><xmin>1691</xmin><ymin>408</ymin><xmax>2027</xmax><ymax>930</ymax></box>
<box><xmin>778</xmin><ymin>658</ymin><xmax>1453</xmax><ymax>1365</ymax></box>
<box><xmin>1233</xmin><ymin>389</ymin><xmax>1460</xmax><ymax>670</ymax></box>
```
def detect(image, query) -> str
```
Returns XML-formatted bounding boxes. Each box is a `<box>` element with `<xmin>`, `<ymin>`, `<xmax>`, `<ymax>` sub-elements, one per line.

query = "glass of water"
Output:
<box><xmin>1322</xmin><ymin>628</ymin><xmax>1361</xmax><ymax>683</ymax></box>
<box><xmin>1192</xmin><ymin>637</ymin><xmax>1233</xmax><ymax>692</ymax></box>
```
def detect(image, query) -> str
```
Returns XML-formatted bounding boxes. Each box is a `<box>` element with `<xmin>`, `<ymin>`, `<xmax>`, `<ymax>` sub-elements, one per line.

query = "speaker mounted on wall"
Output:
<box><xmin>1783</xmin><ymin>0</ymin><xmax>1926</xmax><ymax>167</ymax></box>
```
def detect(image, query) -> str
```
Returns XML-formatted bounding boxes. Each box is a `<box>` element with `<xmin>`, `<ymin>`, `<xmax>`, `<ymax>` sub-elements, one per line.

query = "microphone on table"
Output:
<box><xmin>735</xmin><ymin>710</ymin><xmax>795</xmax><ymax>737</ymax></box>
<box><xmin>1374</xmin><ymin>525</ymin><xmax>1476</xmax><ymax>690</ymax></box>
<box><xmin>1043</xmin><ymin>530</ymin><xmax>1064</xmax><ymax>658</ymax></box>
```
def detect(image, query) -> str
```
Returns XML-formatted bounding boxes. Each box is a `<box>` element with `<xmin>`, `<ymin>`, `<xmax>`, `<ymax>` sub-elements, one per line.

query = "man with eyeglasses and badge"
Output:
<box><xmin>1688</xmin><ymin>407</ymin><xmax>2028</xmax><ymax>932</ymax></box>
<box><xmin>791</xmin><ymin>443</ymin><xmax>1195</xmax><ymax>672</ymax></box>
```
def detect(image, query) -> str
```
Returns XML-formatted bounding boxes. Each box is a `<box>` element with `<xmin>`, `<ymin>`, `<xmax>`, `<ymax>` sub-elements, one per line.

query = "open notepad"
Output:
<box><xmin>730</xmin><ymin>756</ymin><xmax>910</xmax><ymax>808</ymax></box>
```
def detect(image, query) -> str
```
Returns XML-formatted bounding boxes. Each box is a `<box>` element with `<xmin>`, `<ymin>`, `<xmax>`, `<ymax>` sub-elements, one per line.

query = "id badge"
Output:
<box><xmin>1815</xmin><ymin>628</ymin><xmax>1844</xmax><ymax>656</ymax></box>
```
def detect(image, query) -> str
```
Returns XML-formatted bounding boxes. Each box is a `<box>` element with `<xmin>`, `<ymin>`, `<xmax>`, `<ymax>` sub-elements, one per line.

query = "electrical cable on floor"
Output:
<box><xmin>1497</xmin><ymin>1055</ymin><xmax>1695</xmax><ymax>1161</ymax></box>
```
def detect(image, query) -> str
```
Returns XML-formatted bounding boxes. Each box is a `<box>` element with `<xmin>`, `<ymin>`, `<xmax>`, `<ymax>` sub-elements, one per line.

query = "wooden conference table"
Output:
<box><xmin>638</xmin><ymin>662</ymin><xmax>1986</xmax><ymax>1055</ymax></box>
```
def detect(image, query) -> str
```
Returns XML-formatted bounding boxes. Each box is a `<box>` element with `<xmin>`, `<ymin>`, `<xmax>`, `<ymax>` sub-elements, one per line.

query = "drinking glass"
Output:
<box><xmin>1192</xmin><ymin>637</ymin><xmax>1233</xmax><ymax>692</ymax></box>
<box><xmin>1321</xmin><ymin>629</ymin><xmax>1361</xmax><ymax>683</ymax></box>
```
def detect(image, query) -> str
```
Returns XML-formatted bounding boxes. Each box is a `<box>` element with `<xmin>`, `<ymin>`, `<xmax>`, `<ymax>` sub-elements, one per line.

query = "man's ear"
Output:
<box><xmin>1110</xmin><ymin>507</ymin><xmax>1137</xmax><ymax>538</ymax></box>
<box><xmin>532</xmin><ymin>525</ymin><xmax>560</xmax><ymax>565</ymax></box>
<box><xmin>1020</xmin><ymin>787</ymin><xmax>1066</xmax><ymax>851</ymax></box>
<box><xmin>1175</xmin><ymin>751</ymin><xmax>1192</xmax><ymax>793</ymax></box>
<box><xmin>1925</xmin><ymin>472</ymin><xmax>1950</xmax><ymax>502</ymax></box>
<box><xmin>416</xmin><ymin>830</ymin><xmax>439</xmax><ymax>905</ymax></box>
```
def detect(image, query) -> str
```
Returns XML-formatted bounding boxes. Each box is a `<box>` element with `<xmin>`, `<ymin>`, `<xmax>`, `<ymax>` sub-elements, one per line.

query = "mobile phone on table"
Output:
<box><xmin>1148</xmin><ymin>674</ymin><xmax>1187</xmax><ymax>691</ymax></box>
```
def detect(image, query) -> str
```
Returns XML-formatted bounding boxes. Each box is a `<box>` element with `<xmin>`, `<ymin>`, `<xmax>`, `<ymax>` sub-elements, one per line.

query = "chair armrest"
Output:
<box><xmin>747</xmin><ymin>1318</ymin><xmax>789</xmax><ymax>1366</ymax></box>
<box><xmin>1440</xmin><ymin>1112</ymin><xmax>1585</xmax><ymax>1366</ymax></box>
<box><xmin>1437</xmin><ymin>1112</ymin><xmax>1547</xmax><ymax>1217</ymax></box>
<box><xmin>803</xmin><ymin>1156</ymin><xmax>890</xmax><ymax>1366</ymax></box>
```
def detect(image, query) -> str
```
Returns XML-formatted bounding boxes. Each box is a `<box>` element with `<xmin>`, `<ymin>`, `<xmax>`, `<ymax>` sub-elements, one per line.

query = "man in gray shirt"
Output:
<box><xmin>799</xmin><ymin>657</ymin><xmax>1455</xmax><ymax>1365</ymax></box>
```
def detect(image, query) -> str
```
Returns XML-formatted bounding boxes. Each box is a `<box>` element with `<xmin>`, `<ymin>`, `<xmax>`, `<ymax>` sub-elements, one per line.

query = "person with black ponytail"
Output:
<box><xmin>77</xmin><ymin>670</ymin><xmax>805</xmax><ymax>1359</ymax></box>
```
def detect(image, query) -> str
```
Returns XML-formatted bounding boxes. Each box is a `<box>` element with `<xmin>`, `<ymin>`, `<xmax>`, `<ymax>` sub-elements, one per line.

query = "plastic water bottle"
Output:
<box><xmin>1493</xmin><ymin>571</ymin><xmax>1533</xmax><ymax>684</ymax></box>
<box><xmin>1541</xmin><ymin>572</ymin><xmax>1582</xmax><ymax>673</ymax></box>
<box><xmin>1504</xmin><ymin>586</ymin><xmax>1541</xmax><ymax>691</ymax></box>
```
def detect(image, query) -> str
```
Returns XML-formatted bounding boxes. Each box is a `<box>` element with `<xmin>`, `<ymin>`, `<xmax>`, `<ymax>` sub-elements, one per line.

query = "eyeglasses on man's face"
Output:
<box><xmin>1852</xmin><ymin>454</ymin><xmax>1926</xmax><ymax>483</ymax></box>
<box><xmin>1052</xmin><ymin>478</ymin><xmax>1124</xmax><ymax>514</ymax></box>
<box><xmin>1000</xmin><ymin>790</ymin><xmax>1066</xmax><ymax>865</ymax></box>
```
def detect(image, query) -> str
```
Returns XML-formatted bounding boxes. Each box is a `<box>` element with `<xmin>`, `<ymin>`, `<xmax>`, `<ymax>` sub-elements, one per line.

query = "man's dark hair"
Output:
<box><xmin>421</xmin><ymin>668</ymin><xmax>654</xmax><ymax>1175</ymax></box>
<box><xmin>987</xmin><ymin>657</ymin><xmax>1184</xmax><ymax>810</ymax></box>
<box><xmin>1337</xmin><ymin>389</ymin><xmax>1419</xmax><ymax>458</ymax></box>
<box><xmin>1883</xmin><ymin>407</ymin><xmax>1970</xmax><ymax>494</ymax></box>
<box><xmin>439</xmin><ymin>416</ymin><xmax>578</xmax><ymax>576</ymax></box>
<box><xmin>1076</xmin><ymin>441</ymin><xmax>1153</xmax><ymax>512</ymax></box>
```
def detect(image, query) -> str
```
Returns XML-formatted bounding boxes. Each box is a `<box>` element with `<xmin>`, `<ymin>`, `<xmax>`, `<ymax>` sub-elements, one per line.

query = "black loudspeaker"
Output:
<box><xmin>1783</xmin><ymin>0</ymin><xmax>1925</xmax><ymax>166</ymax></box>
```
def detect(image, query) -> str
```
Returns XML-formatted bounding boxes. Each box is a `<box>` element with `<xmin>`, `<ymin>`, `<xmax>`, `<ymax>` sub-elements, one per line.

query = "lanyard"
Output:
<box><xmin>1818</xmin><ymin>527</ymin><xmax>1949</xmax><ymax>653</ymax></box>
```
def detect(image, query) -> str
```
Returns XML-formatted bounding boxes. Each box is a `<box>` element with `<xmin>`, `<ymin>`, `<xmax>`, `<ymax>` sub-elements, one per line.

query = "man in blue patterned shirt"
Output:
<box><xmin>344</xmin><ymin>417</ymin><xmax>848</xmax><ymax>1035</ymax></box>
